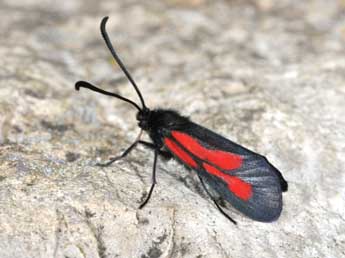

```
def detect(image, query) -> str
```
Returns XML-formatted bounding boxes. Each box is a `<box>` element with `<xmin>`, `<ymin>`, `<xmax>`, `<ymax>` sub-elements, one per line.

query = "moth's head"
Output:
<box><xmin>136</xmin><ymin>108</ymin><xmax>151</xmax><ymax>130</ymax></box>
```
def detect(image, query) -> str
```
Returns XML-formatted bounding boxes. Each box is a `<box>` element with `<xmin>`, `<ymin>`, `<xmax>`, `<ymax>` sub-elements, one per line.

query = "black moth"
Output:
<box><xmin>75</xmin><ymin>17</ymin><xmax>288</xmax><ymax>224</ymax></box>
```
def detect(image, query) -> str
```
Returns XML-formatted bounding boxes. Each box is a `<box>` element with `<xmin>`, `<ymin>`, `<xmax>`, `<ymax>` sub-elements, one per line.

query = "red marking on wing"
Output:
<box><xmin>172</xmin><ymin>131</ymin><xmax>243</xmax><ymax>170</ymax></box>
<box><xmin>203</xmin><ymin>163</ymin><xmax>252</xmax><ymax>201</ymax></box>
<box><xmin>164</xmin><ymin>138</ymin><xmax>197</xmax><ymax>168</ymax></box>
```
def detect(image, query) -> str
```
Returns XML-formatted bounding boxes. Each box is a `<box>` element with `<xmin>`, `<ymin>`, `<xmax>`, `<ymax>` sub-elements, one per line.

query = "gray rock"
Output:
<box><xmin>0</xmin><ymin>0</ymin><xmax>344</xmax><ymax>257</ymax></box>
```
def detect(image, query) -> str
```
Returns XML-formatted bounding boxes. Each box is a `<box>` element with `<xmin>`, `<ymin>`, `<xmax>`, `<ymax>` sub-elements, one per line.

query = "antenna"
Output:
<box><xmin>100</xmin><ymin>16</ymin><xmax>147</xmax><ymax>110</ymax></box>
<box><xmin>75</xmin><ymin>81</ymin><xmax>142</xmax><ymax>111</ymax></box>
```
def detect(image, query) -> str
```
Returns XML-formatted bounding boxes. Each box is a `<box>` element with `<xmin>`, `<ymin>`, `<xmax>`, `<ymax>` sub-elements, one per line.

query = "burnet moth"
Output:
<box><xmin>75</xmin><ymin>17</ymin><xmax>288</xmax><ymax>224</ymax></box>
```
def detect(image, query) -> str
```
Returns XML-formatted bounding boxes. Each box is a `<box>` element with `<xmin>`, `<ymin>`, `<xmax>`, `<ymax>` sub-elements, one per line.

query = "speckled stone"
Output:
<box><xmin>0</xmin><ymin>1</ymin><xmax>344</xmax><ymax>258</ymax></box>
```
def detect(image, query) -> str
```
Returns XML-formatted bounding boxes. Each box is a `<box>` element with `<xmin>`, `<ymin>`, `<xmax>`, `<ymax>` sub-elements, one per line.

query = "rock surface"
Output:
<box><xmin>0</xmin><ymin>0</ymin><xmax>344</xmax><ymax>257</ymax></box>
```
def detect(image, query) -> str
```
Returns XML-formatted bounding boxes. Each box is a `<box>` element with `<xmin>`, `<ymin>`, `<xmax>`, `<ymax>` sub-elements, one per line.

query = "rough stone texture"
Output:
<box><xmin>0</xmin><ymin>0</ymin><xmax>344</xmax><ymax>257</ymax></box>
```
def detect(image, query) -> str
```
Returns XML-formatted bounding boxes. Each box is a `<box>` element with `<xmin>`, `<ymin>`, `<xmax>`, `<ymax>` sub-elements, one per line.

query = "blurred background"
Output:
<box><xmin>0</xmin><ymin>1</ymin><xmax>344</xmax><ymax>258</ymax></box>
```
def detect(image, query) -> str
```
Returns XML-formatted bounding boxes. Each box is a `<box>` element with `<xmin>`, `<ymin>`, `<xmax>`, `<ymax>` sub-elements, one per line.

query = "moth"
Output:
<box><xmin>75</xmin><ymin>17</ymin><xmax>288</xmax><ymax>224</ymax></box>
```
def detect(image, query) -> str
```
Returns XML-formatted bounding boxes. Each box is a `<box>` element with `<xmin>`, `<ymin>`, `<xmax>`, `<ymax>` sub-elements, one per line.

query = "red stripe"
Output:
<box><xmin>164</xmin><ymin>138</ymin><xmax>198</xmax><ymax>168</ymax></box>
<box><xmin>203</xmin><ymin>163</ymin><xmax>252</xmax><ymax>201</ymax></box>
<box><xmin>172</xmin><ymin>131</ymin><xmax>242</xmax><ymax>170</ymax></box>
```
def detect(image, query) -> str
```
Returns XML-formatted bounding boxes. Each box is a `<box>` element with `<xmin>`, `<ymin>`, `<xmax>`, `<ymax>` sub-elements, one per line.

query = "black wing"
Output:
<box><xmin>162</xmin><ymin>122</ymin><xmax>287</xmax><ymax>222</ymax></box>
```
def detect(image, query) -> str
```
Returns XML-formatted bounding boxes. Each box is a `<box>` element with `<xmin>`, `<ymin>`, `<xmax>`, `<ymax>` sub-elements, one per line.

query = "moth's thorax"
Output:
<box><xmin>137</xmin><ymin>108</ymin><xmax>190</xmax><ymax>132</ymax></box>
<box><xmin>136</xmin><ymin>108</ymin><xmax>190</xmax><ymax>148</ymax></box>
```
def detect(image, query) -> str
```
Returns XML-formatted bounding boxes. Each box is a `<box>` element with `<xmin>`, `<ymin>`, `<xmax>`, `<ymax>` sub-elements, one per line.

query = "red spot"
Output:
<box><xmin>164</xmin><ymin>138</ymin><xmax>197</xmax><ymax>168</ymax></box>
<box><xmin>203</xmin><ymin>163</ymin><xmax>252</xmax><ymax>201</ymax></box>
<box><xmin>171</xmin><ymin>131</ymin><xmax>242</xmax><ymax>170</ymax></box>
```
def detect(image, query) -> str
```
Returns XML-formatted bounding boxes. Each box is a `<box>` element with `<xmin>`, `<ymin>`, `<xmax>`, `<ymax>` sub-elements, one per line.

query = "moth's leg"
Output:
<box><xmin>139</xmin><ymin>149</ymin><xmax>158</xmax><ymax>209</ymax></box>
<box><xmin>96</xmin><ymin>130</ymin><xmax>142</xmax><ymax>167</ymax></box>
<box><xmin>197</xmin><ymin>174</ymin><xmax>237</xmax><ymax>225</ymax></box>
<box><xmin>138</xmin><ymin>140</ymin><xmax>172</xmax><ymax>160</ymax></box>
